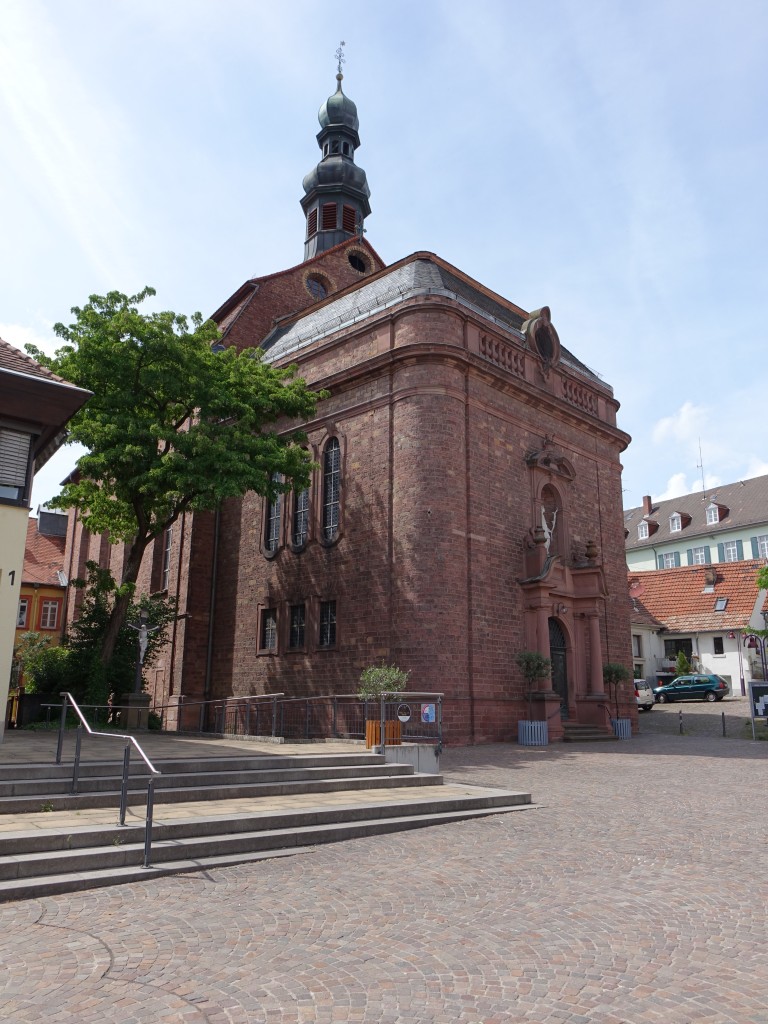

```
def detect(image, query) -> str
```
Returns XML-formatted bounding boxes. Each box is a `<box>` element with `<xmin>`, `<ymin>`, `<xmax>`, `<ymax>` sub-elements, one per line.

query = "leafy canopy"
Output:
<box><xmin>28</xmin><ymin>287</ymin><xmax>320</xmax><ymax>542</ymax></box>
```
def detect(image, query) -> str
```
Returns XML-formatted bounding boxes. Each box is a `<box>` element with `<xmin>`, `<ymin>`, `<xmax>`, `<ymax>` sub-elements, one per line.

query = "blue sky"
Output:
<box><xmin>1</xmin><ymin>0</ymin><xmax>766</xmax><ymax>513</ymax></box>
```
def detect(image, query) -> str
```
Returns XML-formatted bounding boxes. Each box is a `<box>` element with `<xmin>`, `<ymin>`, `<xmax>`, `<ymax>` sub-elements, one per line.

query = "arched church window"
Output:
<box><xmin>322</xmin><ymin>438</ymin><xmax>341</xmax><ymax>541</ymax></box>
<box><xmin>265</xmin><ymin>474</ymin><xmax>282</xmax><ymax>553</ymax></box>
<box><xmin>293</xmin><ymin>485</ymin><xmax>310</xmax><ymax>548</ymax></box>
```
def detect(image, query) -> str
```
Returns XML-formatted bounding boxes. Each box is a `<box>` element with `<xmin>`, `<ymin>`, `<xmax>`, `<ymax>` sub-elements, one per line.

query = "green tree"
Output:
<box><xmin>603</xmin><ymin>662</ymin><xmax>630</xmax><ymax>720</ymax></box>
<box><xmin>516</xmin><ymin>650</ymin><xmax>551</xmax><ymax>720</ymax></box>
<box><xmin>28</xmin><ymin>287</ymin><xmax>320</xmax><ymax>666</ymax></box>
<box><xmin>757</xmin><ymin>565</ymin><xmax>768</xmax><ymax>591</ymax></box>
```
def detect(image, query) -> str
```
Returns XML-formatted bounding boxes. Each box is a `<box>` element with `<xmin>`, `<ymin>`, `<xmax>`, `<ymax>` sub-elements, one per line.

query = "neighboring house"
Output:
<box><xmin>13</xmin><ymin>510</ymin><xmax>69</xmax><ymax>683</ymax></box>
<box><xmin>628</xmin><ymin>560</ymin><xmax>768</xmax><ymax>693</ymax></box>
<box><xmin>0</xmin><ymin>339</ymin><xmax>89</xmax><ymax>741</ymax></box>
<box><xmin>63</xmin><ymin>70</ymin><xmax>633</xmax><ymax>743</ymax></box>
<box><xmin>625</xmin><ymin>475</ymin><xmax>768</xmax><ymax>572</ymax></box>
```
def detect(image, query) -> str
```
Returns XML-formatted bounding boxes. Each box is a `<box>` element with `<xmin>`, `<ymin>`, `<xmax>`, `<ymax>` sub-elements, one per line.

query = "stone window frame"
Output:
<box><xmin>287</xmin><ymin>602</ymin><xmax>307</xmax><ymax>653</ymax></box>
<box><xmin>257</xmin><ymin>605</ymin><xmax>278</xmax><ymax>655</ymax></box>
<box><xmin>318</xmin><ymin>598</ymin><xmax>337</xmax><ymax>649</ymax></box>
<box><xmin>17</xmin><ymin>598</ymin><xmax>29</xmax><ymax>629</ymax></box>
<box><xmin>316</xmin><ymin>428</ymin><xmax>346</xmax><ymax>548</ymax></box>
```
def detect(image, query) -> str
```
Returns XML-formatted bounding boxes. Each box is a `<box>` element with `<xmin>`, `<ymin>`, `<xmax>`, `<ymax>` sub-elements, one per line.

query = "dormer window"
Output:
<box><xmin>706</xmin><ymin>504</ymin><xmax>719</xmax><ymax>525</ymax></box>
<box><xmin>670</xmin><ymin>513</ymin><xmax>682</xmax><ymax>533</ymax></box>
<box><xmin>638</xmin><ymin>521</ymin><xmax>649</xmax><ymax>540</ymax></box>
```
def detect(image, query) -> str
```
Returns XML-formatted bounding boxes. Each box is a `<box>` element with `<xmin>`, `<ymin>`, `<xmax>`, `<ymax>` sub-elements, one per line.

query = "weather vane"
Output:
<box><xmin>335</xmin><ymin>41</ymin><xmax>346</xmax><ymax>75</ymax></box>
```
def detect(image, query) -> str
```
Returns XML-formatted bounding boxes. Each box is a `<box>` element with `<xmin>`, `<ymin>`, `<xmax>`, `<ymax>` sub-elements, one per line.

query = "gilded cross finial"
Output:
<box><xmin>335</xmin><ymin>41</ymin><xmax>346</xmax><ymax>76</ymax></box>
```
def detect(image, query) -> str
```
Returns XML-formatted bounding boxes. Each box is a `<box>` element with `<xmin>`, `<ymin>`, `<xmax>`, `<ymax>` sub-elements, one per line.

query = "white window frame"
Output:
<box><xmin>691</xmin><ymin>546</ymin><xmax>707</xmax><ymax>565</ymax></box>
<box><xmin>16</xmin><ymin>598</ymin><xmax>29</xmax><ymax>629</ymax></box>
<box><xmin>669</xmin><ymin>513</ymin><xmax>682</xmax><ymax>533</ymax></box>
<box><xmin>638</xmin><ymin>521</ymin><xmax>649</xmax><ymax>540</ymax></box>
<box><xmin>722</xmin><ymin>540</ymin><xmax>738</xmax><ymax>562</ymax></box>
<box><xmin>757</xmin><ymin>535</ymin><xmax>768</xmax><ymax>559</ymax></box>
<box><xmin>662</xmin><ymin>552</ymin><xmax>677</xmax><ymax>568</ymax></box>
<box><xmin>39</xmin><ymin>600</ymin><xmax>59</xmax><ymax>630</ymax></box>
<box><xmin>706</xmin><ymin>505</ymin><xmax>719</xmax><ymax>526</ymax></box>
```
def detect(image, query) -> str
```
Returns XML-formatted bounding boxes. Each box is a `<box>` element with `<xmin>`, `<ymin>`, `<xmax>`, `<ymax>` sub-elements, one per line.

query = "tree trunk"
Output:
<box><xmin>98</xmin><ymin>537</ymin><xmax>149</xmax><ymax>667</ymax></box>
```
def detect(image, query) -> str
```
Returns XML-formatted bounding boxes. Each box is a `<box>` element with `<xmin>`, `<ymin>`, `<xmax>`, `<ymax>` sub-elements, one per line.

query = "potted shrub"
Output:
<box><xmin>603</xmin><ymin>662</ymin><xmax>631</xmax><ymax>738</ymax></box>
<box><xmin>515</xmin><ymin>651</ymin><xmax>551</xmax><ymax>746</ymax></box>
<box><xmin>358</xmin><ymin>662</ymin><xmax>409</xmax><ymax>749</ymax></box>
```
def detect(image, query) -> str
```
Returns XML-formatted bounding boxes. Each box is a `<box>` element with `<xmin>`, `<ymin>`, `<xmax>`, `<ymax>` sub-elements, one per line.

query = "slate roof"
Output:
<box><xmin>22</xmin><ymin>519</ymin><xmax>66</xmax><ymax>587</ymax></box>
<box><xmin>627</xmin><ymin>560</ymin><xmax>768</xmax><ymax>633</ymax></box>
<box><xmin>625</xmin><ymin>474</ymin><xmax>768</xmax><ymax>550</ymax></box>
<box><xmin>259</xmin><ymin>253</ymin><xmax>606</xmax><ymax>388</ymax></box>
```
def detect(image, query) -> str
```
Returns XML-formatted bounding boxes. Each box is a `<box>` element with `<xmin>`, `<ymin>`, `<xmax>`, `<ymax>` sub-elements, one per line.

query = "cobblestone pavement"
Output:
<box><xmin>1</xmin><ymin>729</ymin><xmax>767</xmax><ymax>1023</ymax></box>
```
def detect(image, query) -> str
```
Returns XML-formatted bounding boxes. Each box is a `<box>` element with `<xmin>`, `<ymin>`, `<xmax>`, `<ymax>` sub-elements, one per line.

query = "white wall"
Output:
<box><xmin>0</xmin><ymin>505</ymin><xmax>29</xmax><ymax>742</ymax></box>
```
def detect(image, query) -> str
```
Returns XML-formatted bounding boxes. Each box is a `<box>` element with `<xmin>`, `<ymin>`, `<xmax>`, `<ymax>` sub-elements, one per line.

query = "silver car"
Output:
<box><xmin>635</xmin><ymin>679</ymin><xmax>654</xmax><ymax>712</ymax></box>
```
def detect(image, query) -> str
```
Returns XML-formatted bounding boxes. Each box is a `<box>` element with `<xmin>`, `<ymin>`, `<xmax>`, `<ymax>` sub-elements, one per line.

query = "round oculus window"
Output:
<box><xmin>306</xmin><ymin>275</ymin><xmax>329</xmax><ymax>300</ymax></box>
<box><xmin>348</xmin><ymin>252</ymin><xmax>369</xmax><ymax>274</ymax></box>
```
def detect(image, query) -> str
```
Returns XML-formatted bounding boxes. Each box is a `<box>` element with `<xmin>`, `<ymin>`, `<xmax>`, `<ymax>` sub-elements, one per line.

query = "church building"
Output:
<box><xmin>65</xmin><ymin>66</ymin><xmax>633</xmax><ymax>743</ymax></box>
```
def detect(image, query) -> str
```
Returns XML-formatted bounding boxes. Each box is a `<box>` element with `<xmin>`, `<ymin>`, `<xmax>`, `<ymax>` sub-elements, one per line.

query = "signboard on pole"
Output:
<box><xmin>747</xmin><ymin>682</ymin><xmax>768</xmax><ymax>740</ymax></box>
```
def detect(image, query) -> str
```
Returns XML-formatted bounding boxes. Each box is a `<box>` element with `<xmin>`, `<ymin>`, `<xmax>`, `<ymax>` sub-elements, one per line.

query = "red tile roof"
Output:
<box><xmin>0</xmin><ymin>337</ymin><xmax>67</xmax><ymax>383</ymax></box>
<box><xmin>627</xmin><ymin>560</ymin><xmax>768</xmax><ymax>633</ymax></box>
<box><xmin>22</xmin><ymin>519</ymin><xmax>66</xmax><ymax>587</ymax></box>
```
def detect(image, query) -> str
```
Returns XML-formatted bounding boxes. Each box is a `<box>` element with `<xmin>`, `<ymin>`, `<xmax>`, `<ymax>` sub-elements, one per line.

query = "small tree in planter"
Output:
<box><xmin>675</xmin><ymin>650</ymin><xmax>691</xmax><ymax>676</ymax></box>
<box><xmin>603</xmin><ymin>662</ymin><xmax>631</xmax><ymax>738</ymax></box>
<box><xmin>358</xmin><ymin>663</ymin><xmax>410</xmax><ymax>748</ymax></box>
<box><xmin>515</xmin><ymin>651</ymin><xmax>551</xmax><ymax>745</ymax></box>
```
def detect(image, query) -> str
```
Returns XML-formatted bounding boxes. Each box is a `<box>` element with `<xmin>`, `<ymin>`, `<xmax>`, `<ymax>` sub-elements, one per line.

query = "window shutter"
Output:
<box><xmin>686</xmin><ymin>549</ymin><xmax>693</xmax><ymax>565</ymax></box>
<box><xmin>321</xmin><ymin>203</ymin><xmax>337</xmax><ymax>230</ymax></box>
<box><xmin>0</xmin><ymin>428</ymin><xmax>32</xmax><ymax>488</ymax></box>
<box><xmin>717</xmin><ymin>543</ymin><xmax>725</xmax><ymax>562</ymax></box>
<box><xmin>751</xmin><ymin>537</ymin><xmax>759</xmax><ymax>559</ymax></box>
<box><xmin>674</xmin><ymin>552</ymin><xmax>681</xmax><ymax>567</ymax></box>
<box><xmin>342</xmin><ymin>205</ymin><xmax>356</xmax><ymax>233</ymax></box>
<box><xmin>657</xmin><ymin>554</ymin><xmax>664</xmax><ymax>569</ymax></box>
<box><xmin>307</xmin><ymin>209</ymin><xmax>317</xmax><ymax>237</ymax></box>
<box><xmin>704</xmin><ymin>546</ymin><xmax>711</xmax><ymax>564</ymax></box>
<box><xmin>736</xmin><ymin>539</ymin><xmax>744</xmax><ymax>560</ymax></box>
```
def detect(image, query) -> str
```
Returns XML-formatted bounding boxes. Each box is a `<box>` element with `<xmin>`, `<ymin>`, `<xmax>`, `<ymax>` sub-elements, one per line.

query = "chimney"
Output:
<box><xmin>642</xmin><ymin>495</ymin><xmax>652</xmax><ymax>516</ymax></box>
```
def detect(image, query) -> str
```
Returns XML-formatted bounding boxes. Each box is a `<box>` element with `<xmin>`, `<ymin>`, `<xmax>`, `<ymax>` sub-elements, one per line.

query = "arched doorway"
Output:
<box><xmin>549</xmin><ymin>617</ymin><xmax>569</xmax><ymax>719</ymax></box>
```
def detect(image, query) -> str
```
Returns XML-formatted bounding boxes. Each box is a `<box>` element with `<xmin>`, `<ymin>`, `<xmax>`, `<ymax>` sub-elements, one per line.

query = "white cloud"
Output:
<box><xmin>651</xmin><ymin>401</ymin><xmax>708</xmax><ymax>445</ymax></box>
<box><xmin>0</xmin><ymin>322</ymin><xmax>58</xmax><ymax>358</ymax></box>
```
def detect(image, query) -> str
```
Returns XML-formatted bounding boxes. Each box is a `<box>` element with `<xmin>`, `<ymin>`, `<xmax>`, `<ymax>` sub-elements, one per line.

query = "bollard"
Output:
<box><xmin>72</xmin><ymin>723</ymin><xmax>83</xmax><ymax>793</ymax></box>
<box><xmin>722</xmin><ymin>711</ymin><xmax>726</xmax><ymax>737</ymax></box>
<box><xmin>678</xmin><ymin>709</ymin><xmax>684</xmax><ymax>735</ymax></box>
<box><xmin>143</xmin><ymin>777</ymin><xmax>155</xmax><ymax>868</ymax></box>
<box><xmin>118</xmin><ymin>742</ymin><xmax>131</xmax><ymax>825</ymax></box>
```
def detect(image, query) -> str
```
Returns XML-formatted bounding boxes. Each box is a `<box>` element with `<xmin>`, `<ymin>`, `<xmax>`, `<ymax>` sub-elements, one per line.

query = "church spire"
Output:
<box><xmin>301</xmin><ymin>43</ymin><xmax>371</xmax><ymax>261</ymax></box>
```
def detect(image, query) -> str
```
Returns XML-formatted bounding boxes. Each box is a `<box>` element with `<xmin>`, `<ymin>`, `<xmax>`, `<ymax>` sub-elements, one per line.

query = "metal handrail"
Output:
<box><xmin>56</xmin><ymin>692</ymin><xmax>161</xmax><ymax>868</ymax></box>
<box><xmin>152</xmin><ymin>692</ymin><xmax>285</xmax><ymax>736</ymax></box>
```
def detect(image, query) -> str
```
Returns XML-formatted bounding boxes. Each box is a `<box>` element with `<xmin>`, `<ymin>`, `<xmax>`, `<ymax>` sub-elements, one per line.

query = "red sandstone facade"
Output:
<box><xmin>64</xmin><ymin>239</ymin><xmax>634</xmax><ymax>743</ymax></box>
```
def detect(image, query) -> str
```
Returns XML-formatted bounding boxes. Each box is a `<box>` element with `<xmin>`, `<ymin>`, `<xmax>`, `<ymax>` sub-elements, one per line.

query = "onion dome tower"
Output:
<box><xmin>301</xmin><ymin>45</ymin><xmax>371</xmax><ymax>260</ymax></box>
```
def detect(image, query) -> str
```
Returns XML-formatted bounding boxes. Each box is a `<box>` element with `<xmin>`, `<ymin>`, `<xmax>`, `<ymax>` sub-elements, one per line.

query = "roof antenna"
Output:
<box><xmin>697</xmin><ymin>438</ymin><xmax>706</xmax><ymax>496</ymax></box>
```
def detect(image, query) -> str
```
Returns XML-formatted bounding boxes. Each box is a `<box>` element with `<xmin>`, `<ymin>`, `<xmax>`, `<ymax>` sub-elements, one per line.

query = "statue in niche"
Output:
<box><xmin>541</xmin><ymin>505</ymin><xmax>558</xmax><ymax>553</ymax></box>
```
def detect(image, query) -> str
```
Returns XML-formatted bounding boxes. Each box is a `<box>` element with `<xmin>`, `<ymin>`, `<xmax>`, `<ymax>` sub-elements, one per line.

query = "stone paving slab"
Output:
<box><xmin>0</xmin><ymin>729</ymin><xmax>766</xmax><ymax>1022</ymax></box>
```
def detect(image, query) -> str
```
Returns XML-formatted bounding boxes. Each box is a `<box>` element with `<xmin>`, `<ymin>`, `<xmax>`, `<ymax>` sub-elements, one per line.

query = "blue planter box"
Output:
<box><xmin>611</xmin><ymin>717</ymin><xmax>632</xmax><ymax>739</ymax></box>
<box><xmin>518</xmin><ymin>720</ymin><xmax>548</xmax><ymax>746</ymax></box>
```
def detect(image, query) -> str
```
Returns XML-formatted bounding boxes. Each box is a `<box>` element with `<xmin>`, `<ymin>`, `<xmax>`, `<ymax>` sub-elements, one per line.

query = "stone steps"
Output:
<box><xmin>561</xmin><ymin>723</ymin><xmax>618</xmax><ymax>743</ymax></box>
<box><xmin>0</xmin><ymin>749</ymin><xmax>533</xmax><ymax>899</ymax></box>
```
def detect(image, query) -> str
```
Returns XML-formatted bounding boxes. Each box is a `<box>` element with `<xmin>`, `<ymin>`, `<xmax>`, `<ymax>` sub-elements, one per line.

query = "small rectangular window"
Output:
<box><xmin>632</xmin><ymin>635</ymin><xmax>642</xmax><ymax>658</ymax></box>
<box><xmin>289</xmin><ymin>604</ymin><xmax>305</xmax><ymax>649</ymax></box>
<box><xmin>39</xmin><ymin>600</ymin><xmax>59</xmax><ymax>631</ymax></box>
<box><xmin>321</xmin><ymin>203</ymin><xmax>337</xmax><ymax>230</ymax></box>
<box><xmin>662</xmin><ymin>552</ymin><xmax>677</xmax><ymax>568</ymax></box>
<box><xmin>713</xmin><ymin>636</ymin><xmax>724</xmax><ymax>655</ymax></box>
<box><xmin>757</xmin><ymin>535</ymin><xmax>768</xmax><ymax>558</ymax></box>
<box><xmin>669</xmin><ymin>514</ymin><xmax>682</xmax><ymax>532</ymax></box>
<box><xmin>319</xmin><ymin>600</ymin><xmax>336</xmax><ymax>648</ymax></box>
<box><xmin>638</xmin><ymin>521</ymin><xmax>649</xmax><ymax>539</ymax></box>
<box><xmin>714</xmin><ymin>597</ymin><xmax>728</xmax><ymax>612</ymax></box>
<box><xmin>706</xmin><ymin>505</ymin><xmax>719</xmax><ymax>525</ymax></box>
<box><xmin>691</xmin><ymin>547</ymin><xmax>707</xmax><ymax>565</ymax></box>
<box><xmin>17</xmin><ymin>599</ymin><xmax>29</xmax><ymax>629</ymax></box>
<box><xmin>260</xmin><ymin>608</ymin><xmax>277</xmax><ymax>651</ymax></box>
